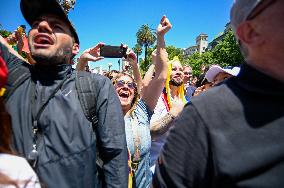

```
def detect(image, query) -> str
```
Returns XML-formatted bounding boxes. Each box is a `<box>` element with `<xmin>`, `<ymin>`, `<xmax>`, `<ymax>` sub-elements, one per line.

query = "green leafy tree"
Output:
<box><xmin>0</xmin><ymin>23</ymin><xmax>11</xmax><ymax>38</ymax></box>
<box><xmin>166</xmin><ymin>45</ymin><xmax>184</xmax><ymax>63</ymax></box>
<box><xmin>0</xmin><ymin>30</ymin><xmax>11</xmax><ymax>38</ymax></box>
<box><xmin>184</xmin><ymin>53</ymin><xmax>205</xmax><ymax>76</ymax></box>
<box><xmin>211</xmin><ymin>29</ymin><xmax>244</xmax><ymax>67</ymax></box>
<box><xmin>136</xmin><ymin>24</ymin><xmax>156</xmax><ymax>66</ymax></box>
<box><xmin>183</xmin><ymin>29</ymin><xmax>244</xmax><ymax>76</ymax></box>
<box><xmin>132</xmin><ymin>44</ymin><xmax>142</xmax><ymax>63</ymax></box>
<box><xmin>139</xmin><ymin>47</ymin><xmax>155</xmax><ymax>76</ymax></box>
<box><xmin>139</xmin><ymin>45</ymin><xmax>184</xmax><ymax>75</ymax></box>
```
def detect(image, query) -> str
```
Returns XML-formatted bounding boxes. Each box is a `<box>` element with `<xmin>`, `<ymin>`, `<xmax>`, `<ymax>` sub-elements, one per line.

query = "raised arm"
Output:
<box><xmin>141</xmin><ymin>15</ymin><xmax>172</xmax><ymax>111</ymax></box>
<box><xmin>142</xmin><ymin>49</ymin><xmax>157</xmax><ymax>89</ymax></box>
<box><xmin>76</xmin><ymin>43</ymin><xmax>104</xmax><ymax>71</ymax></box>
<box><xmin>124</xmin><ymin>49</ymin><xmax>143</xmax><ymax>94</ymax></box>
<box><xmin>0</xmin><ymin>35</ymin><xmax>27</xmax><ymax>63</ymax></box>
<box><xmin>150</xmin><ymin>96</ymin><xmax>184</xmax><ymax>139</ymax></box>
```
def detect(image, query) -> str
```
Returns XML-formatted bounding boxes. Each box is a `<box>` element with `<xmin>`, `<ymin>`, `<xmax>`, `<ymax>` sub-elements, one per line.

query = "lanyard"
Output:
<box><xmin>129</xmin><ymin>114</ymin><xmax>141</xmax><ymax>172</ymax></box>
<box><xmin>28</xmin><ymin>74</ymin><xmax>71</xmax><ymax>168</ymax></box>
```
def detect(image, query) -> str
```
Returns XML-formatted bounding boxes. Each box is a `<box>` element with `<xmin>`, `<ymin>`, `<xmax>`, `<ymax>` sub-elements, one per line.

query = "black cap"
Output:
<box><xmin>20</xmin><ymin>0</ymin><xmax>79</xmax><ymax>44</ymax></box>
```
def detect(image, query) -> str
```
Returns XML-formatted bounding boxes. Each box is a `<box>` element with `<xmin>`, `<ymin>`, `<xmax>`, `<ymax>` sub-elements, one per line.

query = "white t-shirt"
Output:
<box><xmin>0</xmin><ymin>154</ymin><xmax>41</xmax><ymax>188</ymax></box>
<box><xmin>150</xmin><ymin>96</ymin><xmax>168</xmax><ymax>169</ymax></box>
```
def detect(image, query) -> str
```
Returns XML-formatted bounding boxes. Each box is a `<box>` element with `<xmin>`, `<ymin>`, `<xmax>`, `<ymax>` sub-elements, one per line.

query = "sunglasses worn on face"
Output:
<box><xmin>116</xmin><ymin>80</ymin><xmax>136</xmax><ymax>89</ymax></box>
<box><xmin>184</xmin><ymin>72</ymin><xmax>192</xmax><ymax>75</ymax></box>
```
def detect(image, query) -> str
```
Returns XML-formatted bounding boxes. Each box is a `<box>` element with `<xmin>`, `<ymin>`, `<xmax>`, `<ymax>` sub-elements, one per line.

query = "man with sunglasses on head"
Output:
<box><xmin>0</xmin><ymin>0</ymin><xmax>128</xmax><ymax>187</ymax></box>
<box><xmin>152</xmin><ymin>0</ymin><xmax>284</xmax><ymax>187</ymax></box>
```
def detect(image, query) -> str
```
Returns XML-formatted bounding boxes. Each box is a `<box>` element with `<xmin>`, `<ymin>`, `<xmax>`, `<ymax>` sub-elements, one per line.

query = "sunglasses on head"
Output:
<box><xmin>116</xmin><ymin>80</ymin><xmax>136</xmax><ymax>89</ymax></box>
<box><xmin>247</xmin><ymin>0</ymin><xmax>277</xmax><ymax>20</ymax></box>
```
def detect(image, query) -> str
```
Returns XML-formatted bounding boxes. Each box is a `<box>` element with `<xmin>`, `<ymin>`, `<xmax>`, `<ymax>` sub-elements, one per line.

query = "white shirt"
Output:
<box><xmin>0</xmin><ymin>154</ymin><xmax>41</xmax><ymax>188</ymax></box>
<box><xmin>150</xmin><ymin>96</ymin><xmax>168</xmax><ymax>168</ymax></box>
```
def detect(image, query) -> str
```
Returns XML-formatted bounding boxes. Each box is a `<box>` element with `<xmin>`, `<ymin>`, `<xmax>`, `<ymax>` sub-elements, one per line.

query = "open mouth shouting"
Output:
<box><xmin>118</xmin><ymin>90</ymin><xmax>131</xmax><ymax>102</ymax></box>
<box><xmin>33</xmin><ymin>34</ymin><xmax>54</xmax><ymax>48</ymax></box>
<box><xmin>115</xmin><ymin>77</ymin><xmax>135</xmax><ymax>106</ymax></box>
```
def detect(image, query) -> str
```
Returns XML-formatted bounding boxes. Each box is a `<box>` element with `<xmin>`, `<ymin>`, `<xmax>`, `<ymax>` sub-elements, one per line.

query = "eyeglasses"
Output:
<box><xmin>116</xmin><ymin>80</ymin><xmax>136</xmax><ymax>90</ymax></box>
<box><xmin>183</xmin><ymin>72</ymin><xmax>192</xmax><ymax>75</ymax></box>
<box><xmin>247</xmin><ymin>0</ymin><xmax>277</xmax><ymax>20</ymax></box>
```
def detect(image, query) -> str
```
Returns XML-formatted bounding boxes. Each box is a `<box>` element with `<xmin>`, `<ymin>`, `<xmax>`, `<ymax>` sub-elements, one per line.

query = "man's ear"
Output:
<box><xmin>72</xmin><ymin>43</ymin><xmax>79</xmax><ymax>56</ymax></box>
<box><xmin>236</xmin><ymin>21</ymin><xmax>264</xmax><ymax>47</ymax></box>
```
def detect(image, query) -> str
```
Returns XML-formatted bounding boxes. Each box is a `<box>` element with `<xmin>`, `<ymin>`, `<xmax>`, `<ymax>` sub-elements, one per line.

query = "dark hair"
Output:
<box><xmin>0</xmin><ymin>98</ymin><xmax>13</xmax><ymax>154</ymax></box>
<box><xmin>200</xmin><ymin>78</ymin><xmax>211</xmax><ymax>86</ymax></box>
<box><xmin>203</xmin><ymin>65</ymin><xmax>210</xmax><ymax>73</ymax></box>
<box><xmin>0</xmin><ymin>97</ymin><xmax>21</xmax><ymax>187</ymax></box>
<box><xmin>107</xmin><ymin>70</ymin><xmax>120</xmax><ymax>81</ymax></box>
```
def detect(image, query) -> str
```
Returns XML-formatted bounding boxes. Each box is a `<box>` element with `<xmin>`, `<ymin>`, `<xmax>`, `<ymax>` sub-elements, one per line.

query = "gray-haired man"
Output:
<box><xmin>153</xmin><ymin>0</ymin><xmax>284</xmax><ymax>187</ymax></box>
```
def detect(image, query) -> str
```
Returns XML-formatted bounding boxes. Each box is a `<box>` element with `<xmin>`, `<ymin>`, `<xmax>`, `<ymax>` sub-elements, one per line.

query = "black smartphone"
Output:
<box><xmin>100</xmin><ymin>45</ymin><xmax>127</xmax><ymax>58</ymax></box>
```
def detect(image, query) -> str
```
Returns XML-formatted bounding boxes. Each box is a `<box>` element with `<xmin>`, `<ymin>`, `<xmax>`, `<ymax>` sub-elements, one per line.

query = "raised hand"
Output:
<box><xmin>157</xmin><ymin>15</ymin><xmax>172</xmax><ymax>36</ymax></box>
<box><xmin>79</xmin><ymin>42</ymin><xmax>105</xmax><ymax>63</ymax></box>
<box><xmin>170</xmin><ymin>96</ymin><xmax>184</xmax><ymax>117</ymax></box>
<box><xmin>125</xmin><ymin>48</ymin><xmax>137</xmax><ymax>66</ymax></box>
<box><xmin>151</xmin><ymin>49</ymin><xmax>157</xmax><ymax>65</ymax></box>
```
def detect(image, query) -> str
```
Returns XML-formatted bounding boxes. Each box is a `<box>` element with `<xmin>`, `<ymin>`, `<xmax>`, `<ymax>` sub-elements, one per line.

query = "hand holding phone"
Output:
<box><xmin>125</xmin><ymin>48</ymin><xmax>137</xmax><ymax>65</ymax></box>
<box><xmin>100</xmin><ymin>45</ymin><xmax>127</xmax><ymax>58</ymax></box>
<box><xmin>78</xmin><ymin>43</ymin><xmax>105</xmax><ymax>64</ymax></box>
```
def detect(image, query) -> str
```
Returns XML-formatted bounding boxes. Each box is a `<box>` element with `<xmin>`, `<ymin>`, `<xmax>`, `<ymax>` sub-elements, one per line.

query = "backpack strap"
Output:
<box><xmin>75</xmin><ymin>71</ymin><xmax>99</xmax><ymax>126</ymax></box>
<box><xmin>75</xmin><ymin>71</ymin><xmax>103</xmax><ymax>169</ymax></box>
<box><xmin>4</xmin><ymin>65</ymin><xmax>30</xmax><ymax>102</ymax></box>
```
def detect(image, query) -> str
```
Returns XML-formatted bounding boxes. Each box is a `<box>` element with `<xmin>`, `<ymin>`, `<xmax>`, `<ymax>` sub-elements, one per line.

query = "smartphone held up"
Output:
<box><xmin>100</xmin><ymin>45</ymin><xmax>127</xmax><ymax>58</ymax></box>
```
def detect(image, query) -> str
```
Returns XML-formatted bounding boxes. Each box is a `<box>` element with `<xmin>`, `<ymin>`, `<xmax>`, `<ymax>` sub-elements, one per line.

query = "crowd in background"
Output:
<box><xmin>1</xmin><ymin>0</ymin><xmax>284</xmax><ymax>187</ymax></box>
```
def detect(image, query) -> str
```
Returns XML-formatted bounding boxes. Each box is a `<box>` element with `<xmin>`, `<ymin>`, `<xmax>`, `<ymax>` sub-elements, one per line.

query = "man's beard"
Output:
<box><xmin>31</xmin><ymin>47</ymin><xmax>73</xmax><ymax>66</ymax></box>
<box><xmin>169</xmin><ymin>79</ymin><xmax>183</xmax><ymax>86</ymax></box>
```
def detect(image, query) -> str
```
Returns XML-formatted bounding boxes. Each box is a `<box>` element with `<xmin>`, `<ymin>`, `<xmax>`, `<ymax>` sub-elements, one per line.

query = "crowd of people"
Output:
<box><xmin>0</xmin><ymin>0</ymin><xmax>283</xmax><ymax>187</ymax></box>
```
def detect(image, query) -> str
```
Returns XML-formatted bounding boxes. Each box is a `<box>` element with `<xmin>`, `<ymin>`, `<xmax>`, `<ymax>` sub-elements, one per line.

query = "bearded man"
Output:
<box><xmin>149</xmin><ymin>56</ymin><xmax>187</xmax><ymax>173</ymax></box>
<box><xmin>0</xmin><ymin>0</ymin><xmax>128</xmax><ymax>187</ymax></box>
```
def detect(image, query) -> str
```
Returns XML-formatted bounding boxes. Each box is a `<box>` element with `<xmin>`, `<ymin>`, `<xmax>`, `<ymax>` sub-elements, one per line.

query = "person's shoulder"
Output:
<box><xmin>191</xmin><ymin>82</ymin><xmax>233</xmax><ymax>103</ymax></box>
<box><xmin>0</xmin><ymin>154</ymin><xmax>40</xmax><ymax>187</ymax></box>
<box><xmin>76</xmin><ymin>71</ymin><xmax>113</xmax><ymax>88</ymax></box>
<box><xmin>135</xmin><ymin>99</ymin><xmax>151</xmax><ymax>113</ymax></box>
<box><xmin>0</xmin><ymin>153</ymin><xmax>28</xmax><ymax>164</ymax></box>
<box><xmin>0</xmin><ymin>42</ymin><xmax>27</xmax><ymax>69</ymax></box>
<box><xmin>134</xmin><ymin>99</ymin><xmax>154</xmax><ymax>118</ymax></box>
<box><xmin>0</xmin><ymin>154</ymin><xmax>33</xmax><ymax>174</ymax></box>
<box><xmin>187</xmin><ymin>84</ymin><xmax>196</xmax><ymax>89</ymax></box>
<box><xmin>189</xmin><ymin>82</ymin><xmax>238</xmax><ymax>117</ymax></box>
<box><xmin>89</xmin><ymin>73</ymin><xmax>112</xmax><ymax>85</ymax></box>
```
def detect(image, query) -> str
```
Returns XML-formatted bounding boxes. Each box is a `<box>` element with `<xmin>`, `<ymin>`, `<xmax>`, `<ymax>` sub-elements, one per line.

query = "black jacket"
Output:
<box><xmin>1</xmin><ymin>43</ymin><xmax>128</xmax><ymax>188</ymax></box>
<box><xmin>153</xmin><ymin>63</ymin><xmax>284</xmax><ymax>188</ymax></box>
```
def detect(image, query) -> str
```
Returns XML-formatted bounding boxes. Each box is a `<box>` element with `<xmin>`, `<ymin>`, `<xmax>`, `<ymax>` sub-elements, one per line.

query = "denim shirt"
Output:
<box><xmin>124</xmin><ymin>99</ymin><xmax>153</xmax><ymax>188</ymax></box>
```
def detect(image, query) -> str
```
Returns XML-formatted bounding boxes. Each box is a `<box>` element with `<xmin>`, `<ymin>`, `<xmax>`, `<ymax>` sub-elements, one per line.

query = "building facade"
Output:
<box><xmin>184</xmin><ymin>33</ymin><xmax>208</xmax><ymax>58</ymax></box>
<box><xmin>207</xmin><ymin>23</ymin><xmax>231</xmax><ymax>50</ymax></box>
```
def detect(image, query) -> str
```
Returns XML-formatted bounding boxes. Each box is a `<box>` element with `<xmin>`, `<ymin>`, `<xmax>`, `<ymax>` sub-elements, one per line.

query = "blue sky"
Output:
<box><xmin>0</xmin><ymin>0</ymin><xmax>233</xmax><ymax>70</ymax></box>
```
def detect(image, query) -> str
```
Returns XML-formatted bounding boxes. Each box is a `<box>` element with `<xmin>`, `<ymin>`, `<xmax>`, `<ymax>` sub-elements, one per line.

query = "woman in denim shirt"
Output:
<box><xmin>76</xmin><ymin>15</ymin><xmax>172</xmax><ymax>188</ymax></box>
<box><xmin>112</xmin><ymin>16</ymin><xmax>172</xmax><ymax>188</ymax></box>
